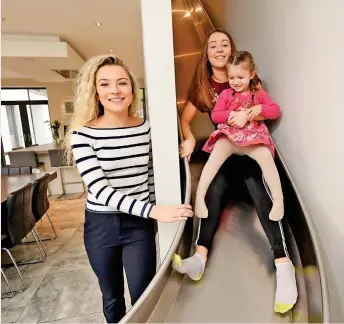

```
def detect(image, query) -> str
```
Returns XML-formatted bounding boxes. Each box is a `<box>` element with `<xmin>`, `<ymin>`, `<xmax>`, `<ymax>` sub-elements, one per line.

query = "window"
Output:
<box><xmin>1</xmin><ymin>88</ymin><xmax>48</xmax><ymax>101</ymax></box>
<box><xmin>1</xmin><ymin>88</ymin><xmax>52</xmax><ymax>155</ymax></box>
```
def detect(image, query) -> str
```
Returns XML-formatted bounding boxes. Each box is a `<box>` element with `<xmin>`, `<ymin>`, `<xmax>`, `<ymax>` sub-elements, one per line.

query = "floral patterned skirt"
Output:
<box><xmin>203</xmin><ymin>121</ymin><xmax>275</xmax><ymax>156</ymax></box>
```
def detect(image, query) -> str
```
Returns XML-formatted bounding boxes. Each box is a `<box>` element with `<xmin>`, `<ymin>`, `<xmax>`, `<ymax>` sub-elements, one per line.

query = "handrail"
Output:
<box><xmin>177</xmin><ymin>111</ymin><xmax>192</xmax><ymax>205</ymax></box>
<box><xmin>119</xmin><ymin>113</ymin><xmax>191</xmax><ymax>323</ymax></box>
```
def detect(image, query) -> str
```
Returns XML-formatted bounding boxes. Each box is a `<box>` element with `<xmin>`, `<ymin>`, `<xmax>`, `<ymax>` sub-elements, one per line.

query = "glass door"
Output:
<box><xmin>1</xmin><ymin>103</ymin><xmax>53</xmax><ymax>150</ymax></box>
<box><xmin>26</xmin><ymin>104</ymin><xmax>37</xmax><ymax>145</ymax></box>
<box><xmin>19</xmin><ymin>103</ymin><xmax>34</xmax><ymax>147</ymax></box>
<box><xmin>1</xmin><ymin>104</ymin><xmax>28</xmax><ymax>150</ymax></box>
<box><xmin>27</xmin><ymin>103</ymin><xmax>52</xmax><ymax>145</ymax></box>
<box><xmin>1</xmin><ymin>139</ymin><xmax>7</xmax><ymax>167</ymax></box>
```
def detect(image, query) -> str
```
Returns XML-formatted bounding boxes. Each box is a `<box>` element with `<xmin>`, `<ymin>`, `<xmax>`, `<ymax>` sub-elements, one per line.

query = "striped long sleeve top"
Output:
<box><xmin>71</xmin><ymin>119</ymin><xmax>156</xmax><ymax>218</ymax></box>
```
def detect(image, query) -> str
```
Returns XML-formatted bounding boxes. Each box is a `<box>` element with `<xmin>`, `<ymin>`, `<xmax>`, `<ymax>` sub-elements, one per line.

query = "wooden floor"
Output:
<box><xmin>1</xmin><ymin>194</ymin><xmax>131</xmax><ymax>323</ymax></box>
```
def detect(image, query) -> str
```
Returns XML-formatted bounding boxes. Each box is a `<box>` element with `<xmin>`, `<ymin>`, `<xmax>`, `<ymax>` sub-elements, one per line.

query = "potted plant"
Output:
<box><xmin>45</xmin><ymin>120</ymin><xmax>62</xmax><ymax>144</ymax></box>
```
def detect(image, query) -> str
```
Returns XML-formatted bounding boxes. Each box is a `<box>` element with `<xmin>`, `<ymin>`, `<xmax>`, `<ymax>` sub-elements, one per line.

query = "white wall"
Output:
<box><xmin>202</xmin><ymin>0</ymin><xmax>344</xmax><ymax>320</ymax></box>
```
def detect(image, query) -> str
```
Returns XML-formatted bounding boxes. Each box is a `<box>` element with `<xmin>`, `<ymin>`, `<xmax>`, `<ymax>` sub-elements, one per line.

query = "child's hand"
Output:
<box><xmin>247</xmin><ymin>105</ymin><xmax>262</xmax><ymax>121</ymax></box>
<box><xmin>227</xmin><ymin>110</ymin><xmax>249</xmax><ymax>128</ymax></box>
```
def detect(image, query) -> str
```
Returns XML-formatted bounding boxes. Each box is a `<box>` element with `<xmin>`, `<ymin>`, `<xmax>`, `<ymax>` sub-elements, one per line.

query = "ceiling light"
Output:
<box><xmin>95</xmin><ymin>22</ymin><xmax>102</xmax><ymax>26</ymax></box>
<box><xmin>1</xmin><ymin>18</ymin><xmax>4</xmax><ymax>21</ymax></box>
<box><xmin>109</xmin><ymin>49</ymin><xmax>113</xmax><ymax>53</ymax></box>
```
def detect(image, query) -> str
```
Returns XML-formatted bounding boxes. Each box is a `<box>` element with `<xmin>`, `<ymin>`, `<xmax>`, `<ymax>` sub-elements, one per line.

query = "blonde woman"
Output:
<box><xmin>64</xmin><ymin>54</ymin><xmax>193</xmax><ymax>323</ymax></box>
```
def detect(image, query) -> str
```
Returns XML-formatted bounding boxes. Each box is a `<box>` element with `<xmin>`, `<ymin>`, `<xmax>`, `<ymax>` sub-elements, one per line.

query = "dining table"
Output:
<box><xmin>1</xmin><ymin>171</ymin><xmax>57</xmax><ymax>203</ymax></box>
<box><xmin>7</xmin><ymin>144</ymin><xmax>83</xmax><ymax>196</ymax></box>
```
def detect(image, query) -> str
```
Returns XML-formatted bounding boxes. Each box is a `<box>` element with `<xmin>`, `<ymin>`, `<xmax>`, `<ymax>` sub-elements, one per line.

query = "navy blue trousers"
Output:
<box><xmin>84</xmin><ymin>210</ymin><xmax>156</xmax><ymax>323</ymax></box>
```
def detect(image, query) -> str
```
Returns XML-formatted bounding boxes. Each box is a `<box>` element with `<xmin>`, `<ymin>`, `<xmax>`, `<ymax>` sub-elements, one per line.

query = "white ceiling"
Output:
<box><xmin>1</xmin><ymin>0</ymin><xmax>145</xmax><ymax>82</ymax></box>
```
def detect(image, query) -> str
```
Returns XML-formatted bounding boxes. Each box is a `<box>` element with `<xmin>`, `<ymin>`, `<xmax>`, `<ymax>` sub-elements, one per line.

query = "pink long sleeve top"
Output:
<box><xmin>211</xmin><ymin>89</ymin><xmax>280</xmax><ymax>125</ymax></box>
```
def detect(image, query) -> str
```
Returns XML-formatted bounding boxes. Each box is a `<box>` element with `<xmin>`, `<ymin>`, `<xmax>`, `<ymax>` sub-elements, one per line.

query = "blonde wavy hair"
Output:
<box><xmin>63</xmin><ymin>54</ymin><xmax>140</xmax><ymax>165</ymax></box>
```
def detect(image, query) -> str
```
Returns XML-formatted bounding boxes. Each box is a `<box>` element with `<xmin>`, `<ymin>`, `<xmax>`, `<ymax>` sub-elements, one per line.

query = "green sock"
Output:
<box><xmin>172</xmin><ymin>253</ymin><xmax>205</xmax><ymax>281</ymax></box>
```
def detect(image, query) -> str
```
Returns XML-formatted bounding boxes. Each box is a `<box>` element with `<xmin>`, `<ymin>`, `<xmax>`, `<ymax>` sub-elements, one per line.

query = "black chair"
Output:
<box><xmin>20</xmin><ymin>166</ymin><xmax>32</xmax><ymax>175</ymax></box>
<box><xmin>9</xmin><ymin>167</ymin><xmax>20</xmax><ymax>175</ymax></box>
<box><xmin>7</xmin><ymin>151</ymin><xmax>44</xmax><ymax>172</ymax></box>
<box><xmin>2</xmin><ymin>183</ymin><xmax>47</xmax><ymax>292</ymax></box>
<box><xmin>1</xmin><ymin>261</ymin><xmax>14</xmax><ymax>298</ymax></box>
<box><xmin>48</xmin><ymin>149</ymin><xmax>68</xmax><ymax>167</ymax></box>
<box><xmin>32</xmin><ymin>173</ymin><xmax>57</xmax><ymax>239</ymax></box>
<box><xmin>1</xmin><ymin>166</ymin><xmax>32</xmax><ymax>175</ymax></box>
<box><xmin>1</xmin><ymin>167</ymin><xmax>9</xmax><ymax>175</ymax></box>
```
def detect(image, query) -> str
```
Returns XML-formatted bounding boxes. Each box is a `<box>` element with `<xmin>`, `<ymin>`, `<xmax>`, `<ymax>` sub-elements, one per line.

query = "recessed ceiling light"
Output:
<box><xmin>109</xmin><ymin>49</ymin><xmax>113</xmax><ymax>53</ymax></box>
<box><xmin>95</xmin><ymin>22</ymin><xmax>102</xmax><ymax>26</ymax></box>
<box><xmin>1</xmin><ymin>18</ymin><xmax>4</xmax><ymax>21</ymax></box>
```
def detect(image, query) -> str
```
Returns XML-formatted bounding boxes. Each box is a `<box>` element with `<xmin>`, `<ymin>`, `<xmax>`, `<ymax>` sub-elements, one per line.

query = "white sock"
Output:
<box><xmin>172</xmin><ymin>253</ymin><xmax>206</xmax><ymax>281</ymax></box>
<box><xmin>274</xmin><ymin>262</ymin><xmax>298</xmax><ymax>313</ymax></box>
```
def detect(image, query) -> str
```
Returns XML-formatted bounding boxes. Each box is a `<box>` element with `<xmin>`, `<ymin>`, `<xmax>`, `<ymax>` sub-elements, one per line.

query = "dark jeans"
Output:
<box><xmin>196</xmin><ymin>155</ymin><xmax>288</xmax><ymax>259</ymax></box>
<box><xmin>84</xmin><ymin>210</ymin><xmax>156</xmax><ymax>323</ymax></box>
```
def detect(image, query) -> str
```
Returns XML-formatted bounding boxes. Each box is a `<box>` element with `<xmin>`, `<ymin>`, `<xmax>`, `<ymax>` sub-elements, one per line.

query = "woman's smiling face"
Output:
<box><xmin>207</xmin><ymin>32</ymin><xmax>232</xmax><ymax>69</ymax></box>
<box><xmin>96</xmin><ymin>64</ymin><xmax>133</xmax><ymax>115</ymax></box>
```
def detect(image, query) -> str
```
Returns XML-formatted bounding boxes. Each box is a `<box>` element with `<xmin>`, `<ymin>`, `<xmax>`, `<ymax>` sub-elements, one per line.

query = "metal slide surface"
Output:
<box><xmin>164</xmin><ymin>162</ymin><xmax>307</xmax><ymax>323</ymax></box>
<box><xmin>163</xmin><ymin>1</ymin><xmax>324</xmax><ymax>320</ymax></box>
<box><xmin>121</xmin><ymin>154</ymin><xmax>325</xmax><ymax>323</ymax></box>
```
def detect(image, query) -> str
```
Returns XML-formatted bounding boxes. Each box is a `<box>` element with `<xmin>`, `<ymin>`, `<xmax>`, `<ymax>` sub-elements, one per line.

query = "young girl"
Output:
<box><xmin>195</xmin><ymin>51</ymin><xmax>284</xmax><ymax>223</ymax></box>
<box><xmin>63</xmin><ymin>54</ymin><xmax>193</xmax><ymax>323</ymax></box>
